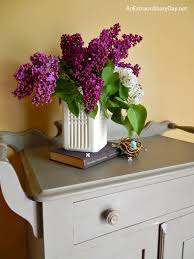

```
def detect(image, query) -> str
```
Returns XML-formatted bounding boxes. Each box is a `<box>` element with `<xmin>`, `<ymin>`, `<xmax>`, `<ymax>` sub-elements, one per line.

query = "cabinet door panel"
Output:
<box><xmin>183</xmin><ymin>238</ymin><xmax>194</xmax><ymax>259</ymax></box>
<box><xmin>74</xmin><ymin>225</ymin><xmax>158</xmax><ymax>259</ymax></box>
<box><xmin>161</xmin><ymin>213</ymin><xmax>194</xmax><ymax>259</ymax></box>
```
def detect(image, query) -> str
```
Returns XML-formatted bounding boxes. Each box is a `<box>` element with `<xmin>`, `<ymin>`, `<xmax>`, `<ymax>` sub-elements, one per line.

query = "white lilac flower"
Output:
<box><xmin>114</xmin><ymin>66</ymin><xmax>137</xmax><ymax>88</ymax></box>
<box><xmin>128</xmin><ymin>84</ymin><xmax>144</xmax><ymax>105</ymax></box>
<box><xmin>114</xmin><ymin>66</ymin><xmax>144</xmax><ymax>105</ymax></box>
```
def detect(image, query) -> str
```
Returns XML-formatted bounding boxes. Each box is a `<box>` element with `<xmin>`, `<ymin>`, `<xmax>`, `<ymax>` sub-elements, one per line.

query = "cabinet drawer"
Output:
<box><xmin>74</xmin><ymin>225</ymin><xmax>158</xmax><ymax>259</ymax></box>
<box><xmin>74</xmin><ymin>173</ymin><xmax>194</xmax><ymax>244</ymax></box>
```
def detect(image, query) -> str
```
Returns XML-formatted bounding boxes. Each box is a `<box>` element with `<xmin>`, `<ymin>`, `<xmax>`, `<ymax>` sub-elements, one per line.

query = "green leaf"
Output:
<box><xmin>74</xmin><ymin>91</ymin><xmax>83</xmax><ymax>104</ymax></box>
<box><xmin>103</xmin><ymin>82</ymin><xmax>119</xmax><ymax>96</ymax></box>
<box><xmin>102</xmin><ymin>67</ymin><xmax>113</xmax><ymax>85</ymax></box>
<box><xmin>56</xmin><ymin>79</ymin><xmax>73</xmax><ymax>94</ymax></box>
<box><xmin>106</xmin><ymin>99</ymin><xmax>120</xmax><ymax>108</ymax></box>
<box><xmin>102</xmin><ymin>84</ymin><xmax>111</xmax><ymax>96</ymax></box>
<box><xmin>122</xmin><ymin>117</ymin><xmax>133</xmax><ymax>138</ymax></box>
<box><xmin>55</xmin><ymin>79</ymin><xmax>66</xmax><ymax>93</ymax></box>
<box><xmin>108</xmin><ymin>72</ymin><xmax>119</xmax><ymax>85</ymax></box>
<box><xmin>109</xmin><ymin>81</ymin><xmax>119</xmax><ymax>95</ymax></box>
<box><xmin>114</xmin><ymin>97</ymin><xmax>130</xmax><ymax>109</ymax></box>
<box><xmin>89</xmin><ymin>105</ymin><xmax>98</xmax><ymax>119</ymax></box>
<box><xmin>57</xmin><ymin>92</ymin><xmax>73</xmax><ymax>102</ymax></box>
<box><xmin>127</xmin><ymin>104</ymin><xmax>147</xmax><ymax>135</ymax></box>
<box><xmin>100</xmin><ymin>84</ymin><xmax>118</xmax><ymax>106</ymax></box>
<box><xmin>100</xmin><ymin>64</ymin><xmax>120</xmax><ymax>110</ymax></box>
<box><xmin>100</xmin><ymin>92</ymin><xmax>108</xmax><ymax>106</ymax></box>
<box><xmin>58</xmin><ymin>58</ymin><xmax>74</xmax><ymax>79</ymax></box>
<box><xmin>110</xmin><ymin>109</ymin><xmax>134</xmax><ymax>138</ymax></box>
<box><xmin>105</xmin><ymin>59</ymin><xmax>114</xmax><ymax>69</ymax></box>
<box><xmin>101</xmin><ymin>65</ymin><xmax>119</xmax><ymax>84</ymax></box>
<box><xmin>111</xmin><ymin>108</ymin><xmax>123</xmax><ymax>125</ymax></box>
<box><xmin>67</xmin><ymin>100</ymin><xmax>80</xmax><ymax>117</ymax></box>
<box><xmin>102</xmin><ymin>106</ymin><xmax>109</xmax><ymax>118</ymax></box>
<box><xmin>119</xmin><ymin>84</ymin><xmax>129</xmax><ymax>100</ymax></box>
<box><xmin>56</xmin><ymin>78</ymin><xmax>83</xmax><ymax>106</ymax></box>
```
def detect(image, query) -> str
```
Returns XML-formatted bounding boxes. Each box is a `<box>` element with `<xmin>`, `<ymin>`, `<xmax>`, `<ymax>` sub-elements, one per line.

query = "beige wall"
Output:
<box><xmin>0</xmin><ymin>0</ymin><xmax>194</xmax><ymax>258</ymax></box>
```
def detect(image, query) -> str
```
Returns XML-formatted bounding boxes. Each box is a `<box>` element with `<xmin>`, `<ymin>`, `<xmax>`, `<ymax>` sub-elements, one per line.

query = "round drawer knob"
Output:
<box><xmin>106</xmin><ymin>210</ymin><xmax>120</xmax><ymax>225</ymax></box>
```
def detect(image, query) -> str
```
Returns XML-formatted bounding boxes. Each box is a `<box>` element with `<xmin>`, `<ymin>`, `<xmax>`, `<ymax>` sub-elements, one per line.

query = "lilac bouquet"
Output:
<box><xmin>13</xmin><ymin>23</ymin><xmax>147</xmax><ymax>137</ymax></box>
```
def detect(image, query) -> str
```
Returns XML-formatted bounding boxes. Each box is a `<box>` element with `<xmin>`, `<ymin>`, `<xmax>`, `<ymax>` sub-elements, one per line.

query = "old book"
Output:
<box><xmin>50</xmin><ymin>142</ymin><xmax>120</xmax><ymax>169</ymax></box>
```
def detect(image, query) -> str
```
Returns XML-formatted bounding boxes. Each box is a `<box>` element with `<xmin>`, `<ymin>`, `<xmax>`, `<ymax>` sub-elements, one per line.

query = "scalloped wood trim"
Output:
<box><xmin>0</xmin><ymin>160</ymin><xmax>41</xmax><ymax>237</ymax></box>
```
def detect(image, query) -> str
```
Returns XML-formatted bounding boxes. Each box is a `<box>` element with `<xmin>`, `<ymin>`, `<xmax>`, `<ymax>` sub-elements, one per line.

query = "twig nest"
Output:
<box><xmin>113</xmin><ymin>138</ymin><xmax>143</xmax><ymax>158</ymax></box>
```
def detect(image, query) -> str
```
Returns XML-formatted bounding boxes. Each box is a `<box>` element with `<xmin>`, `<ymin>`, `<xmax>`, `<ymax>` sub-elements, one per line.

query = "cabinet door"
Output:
<box><xmin>161</xmin><ymin>212</ymin><xmax>194</xmax><ymax>259</ymax></box>
<box><xmin>74</xmin><ymin>225</ymin><xmax>158</xmax><ymax>259</ymax></box>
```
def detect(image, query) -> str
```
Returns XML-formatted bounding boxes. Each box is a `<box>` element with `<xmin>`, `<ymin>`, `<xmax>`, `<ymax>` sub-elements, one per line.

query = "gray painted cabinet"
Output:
<box><xmin>162</xmin><ymin>213</ymin><xmax>194</xmax><ymax>259</ymax></box>
<box><xmin>1</xmin><ymin>121</ymin><xmax>194</xmax><ymax>259</ymax></box>
<box><xmin>74</xmin><ymin>225</ymin><xmax>158</xmax><ymax>259</ymax></box>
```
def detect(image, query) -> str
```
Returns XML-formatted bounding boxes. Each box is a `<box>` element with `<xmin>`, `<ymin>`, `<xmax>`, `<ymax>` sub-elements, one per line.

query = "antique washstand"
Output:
<box><xmin>0</xmin><ymin>121</ymin><xmax>194</xmax><ymax>259</ymax></box>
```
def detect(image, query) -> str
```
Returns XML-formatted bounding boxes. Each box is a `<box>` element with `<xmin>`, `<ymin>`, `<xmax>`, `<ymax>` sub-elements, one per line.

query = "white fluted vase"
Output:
<box><xmin>63</xmin><ymin>103</ymin><xmax>107</xmax><ymax>152</ymax></box>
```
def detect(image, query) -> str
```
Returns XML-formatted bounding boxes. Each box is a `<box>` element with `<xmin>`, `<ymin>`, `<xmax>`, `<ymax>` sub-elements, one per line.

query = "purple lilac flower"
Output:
<box><xmin>30</xmin><ymin>53</ymin><xmax>59</xmax><ymax>105</ymax></box>
<box><xmin>60</xmin><ymin>23</ymin><xmax>143</xmax><ymax>112</ymax></box>
<box><xmin>13</xmin><ymin>52</ymin><xmax>59</xmax><ymax>105</ymax></box>
<box><xmin>74</xmin><ymin>63</ymin><xmax>104</xmax><ymax>112</ymax></box>
<box><xmin>86</xmin><ymin>24</ymin><xmax>122</xmax><ymax>72</ymax></box>
<box><xmin>61</xmin><ymin>34</ymin><xmax>105</xmax><ymax>112</ymax></box>
<box><xmin>82</xmin><ymin>74</ymin><xmax>104</xmax><ymax>113</ymax></box>
<box><xmin>88</xmin><ymin>38</ymin><xmax>109</xmax><ymax>72</ymax></box>
<box><xmin>118</xmin><ymin>62</ymin><xmax>141</xmax><ymax>77</ymax></box>
<box><xmin>13</xmin><ymin>63</ymin><xmax>34</xmax><ymax>99</ymax></box>
<box><xmin>60</xmin><ymin>33</ymin><xmax>85</xmax><ymax>70</ymax></box>
<box><xmin>99</xmin><ymin>23</ymin><xmax>121</xmax><ymax>55</ymax></box>
<box><xmin>110</xmin><ymin>34</ymin><xmax>143</xmax><ymax>64</ymax></box>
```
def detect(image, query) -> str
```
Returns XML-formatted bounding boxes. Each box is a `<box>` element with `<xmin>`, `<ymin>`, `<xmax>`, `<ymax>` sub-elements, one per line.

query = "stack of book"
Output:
<box><xmin>50</xmin><ymin>142</ymin><xmax>120</xmax><ymax>169</ymax></box>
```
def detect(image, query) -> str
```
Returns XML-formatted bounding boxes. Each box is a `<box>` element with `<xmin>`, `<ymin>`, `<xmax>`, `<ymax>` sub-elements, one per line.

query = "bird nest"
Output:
<box><xmin>113</xmin><ymin>138</ymin><xmax>143</xmax><ymax>158</ymax></box>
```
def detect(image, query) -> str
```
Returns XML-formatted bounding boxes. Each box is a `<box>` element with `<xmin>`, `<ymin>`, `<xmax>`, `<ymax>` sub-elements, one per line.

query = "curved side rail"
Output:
<box><xmin>141</xmin><ymin>121</ymin><xmax>194</xmax><ymax>138</ymax></box>
<box><xmin>0</xmin><ymin>141</ymin><xmax>41</xmax><ymax>238</ymax></box>
<box><xmin>168</xmin><ymin>123</ymin><xmax>194</xmax><ymax>134</ymax></box>
<box><xmin>0</xmin><ymin>121</ymin><xmax>63</xmax><ymax>153</ymax></box>
<box><xmin>0</xmin><ymin>140</ymin><xmax>8</xmax><ymax>161</ymax></box>
<box><xmin>0</xmin><ymin>129</ymin><xmax>53</xmax><ymax>152</ymax></box>
<box><xmin>140</xmin><ymin>121</ymin><xmax>172</xmax><ymax>138</ymax></box>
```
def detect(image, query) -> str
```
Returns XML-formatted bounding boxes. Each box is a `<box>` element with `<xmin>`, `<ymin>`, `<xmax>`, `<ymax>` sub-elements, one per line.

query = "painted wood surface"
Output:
<box><xmin>183</xmin><ymin>238</ymin><xmax>194</xmax><ymax>259</ymax></box>
<box><xmin>42</xmin><ymin>199</ymin><xmax>74</xmax><ymax>259</ymax></box>
<box><xmin>74</xmin><ymin>173</ymin><xmax>194</xmax><ymax>243</ymax></box>
<box><xmin>161</xmin><ymin>212</ymin><xmax>194</xmax><ymax>259</ymax></box>
<box><xmin>74</xmin><ymin>224</ymin><xmax>158</xmax><ymax>259</ymax></box>
<box><xmin>22</xmin><ymin>135</ymin><xmax>194</xmax><ymax>201</ymax></box>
